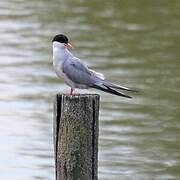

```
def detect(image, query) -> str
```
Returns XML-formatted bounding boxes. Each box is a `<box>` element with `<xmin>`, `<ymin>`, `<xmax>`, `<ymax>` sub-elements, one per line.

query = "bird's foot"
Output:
<box><xmin>68</xmin><ymin>88</ymin><xmax>75</xmax><ymax>95</ymax></box>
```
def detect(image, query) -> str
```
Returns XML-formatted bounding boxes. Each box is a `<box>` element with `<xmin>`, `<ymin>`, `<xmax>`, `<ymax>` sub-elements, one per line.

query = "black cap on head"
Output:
<box><xmin>52</xmin><ymin>34</ymin><xmax>69</xmax><ymax>43</ymax></box>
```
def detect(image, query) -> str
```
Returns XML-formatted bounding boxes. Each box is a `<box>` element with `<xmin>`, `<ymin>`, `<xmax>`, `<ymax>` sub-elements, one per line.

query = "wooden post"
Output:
<box><xmin>53</xmin><ymin>94</ymin><xmax>100</xmax><ymax>180</ymax></box>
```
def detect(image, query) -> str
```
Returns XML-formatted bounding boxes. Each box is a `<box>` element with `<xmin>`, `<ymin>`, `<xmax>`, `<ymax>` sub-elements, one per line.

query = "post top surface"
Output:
<box><xmin>57</xmin><ymin>93</ymin><xmax>100</xmax><ymax>97</ymax></box>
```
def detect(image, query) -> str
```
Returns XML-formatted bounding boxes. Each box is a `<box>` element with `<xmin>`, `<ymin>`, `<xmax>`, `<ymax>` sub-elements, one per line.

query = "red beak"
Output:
<box><xmin>66</xmin><ymin>43</ymin><xmax>74</xmax><ymax>49</ymax></box>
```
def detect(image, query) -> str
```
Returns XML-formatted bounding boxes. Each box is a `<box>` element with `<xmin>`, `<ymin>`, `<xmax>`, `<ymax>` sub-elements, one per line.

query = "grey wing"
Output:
<box><xmin>62</xmin><ymin>58</ymin><xmax>100</xmax><ymax>86</ymax></box>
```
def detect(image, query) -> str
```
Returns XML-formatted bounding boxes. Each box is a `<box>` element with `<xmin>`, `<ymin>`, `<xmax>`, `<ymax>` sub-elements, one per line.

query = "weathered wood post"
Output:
<box><xmin>53</xmin><ymin>94</ymin><xmax>100</xmax><ymax>180</ymax></box>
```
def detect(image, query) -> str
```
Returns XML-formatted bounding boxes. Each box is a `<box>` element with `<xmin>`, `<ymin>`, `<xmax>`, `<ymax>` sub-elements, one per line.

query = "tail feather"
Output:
<box><xmin>92</xmin><ymin>84</ymin><xmax>132</xmax><ymax>98</ymax></box>
<box><xmin>104</xmin><ymin>81</ymin><xmax>137</xmax><ymax>92</ymax></box>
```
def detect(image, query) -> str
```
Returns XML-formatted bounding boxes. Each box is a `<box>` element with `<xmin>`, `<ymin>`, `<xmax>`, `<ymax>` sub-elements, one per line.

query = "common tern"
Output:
<box><xmin>52</xmin><ymin>34</ymin><xmax>136</xmax><ymax>98</ymax></box>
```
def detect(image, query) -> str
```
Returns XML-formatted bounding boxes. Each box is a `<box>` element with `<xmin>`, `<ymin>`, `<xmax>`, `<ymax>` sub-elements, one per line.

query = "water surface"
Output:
<box><xmin>0</xmin><ymin>0</ymin><xmax>180</xmax><ymax>179</ymax></box>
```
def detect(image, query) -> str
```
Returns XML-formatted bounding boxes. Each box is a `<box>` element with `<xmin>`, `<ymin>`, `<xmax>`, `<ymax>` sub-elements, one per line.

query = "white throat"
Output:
<box><xmin>52</xmin><ymin>41</ymin><xmax>73</xmax><ymax>67</ymax></box>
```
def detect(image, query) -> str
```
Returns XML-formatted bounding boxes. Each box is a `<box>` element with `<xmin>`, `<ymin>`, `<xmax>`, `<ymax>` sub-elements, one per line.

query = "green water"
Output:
<box><xmin>0</xmin><ymin>0</ymin><xmax>180</xmax><ymax>179</ymax></box>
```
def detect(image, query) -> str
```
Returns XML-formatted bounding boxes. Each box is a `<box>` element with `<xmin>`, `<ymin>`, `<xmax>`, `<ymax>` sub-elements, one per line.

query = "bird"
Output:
<box><xmin>52</xmin><ymin>34</ymin><xmax>136</xmax><ymax>98</ymax></box>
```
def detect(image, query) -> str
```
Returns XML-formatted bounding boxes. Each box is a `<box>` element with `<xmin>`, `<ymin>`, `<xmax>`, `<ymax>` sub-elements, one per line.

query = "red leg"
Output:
<box><xmin>70</xmin><ymin>88</ymin><xmax>74</xmax><ymax>95</ymax></box>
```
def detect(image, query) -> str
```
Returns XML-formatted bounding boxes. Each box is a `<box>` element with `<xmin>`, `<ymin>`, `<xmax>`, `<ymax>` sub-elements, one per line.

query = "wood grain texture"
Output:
<box><xmin>54</xmin><ymin>94</ymin><xmax>100</xmax><ymax>180</ymax></box>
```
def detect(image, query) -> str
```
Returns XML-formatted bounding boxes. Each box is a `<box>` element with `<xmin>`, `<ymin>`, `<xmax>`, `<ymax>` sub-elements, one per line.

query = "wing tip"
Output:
<box><xmin>93</xmin><ymin>84</ymin><xmax>133</xmax><ymax>98</ymax></box>
<box><xmin>105</xmin><ymin>81</ymin><xmax>138</xmax><ymax>93</ymax></box>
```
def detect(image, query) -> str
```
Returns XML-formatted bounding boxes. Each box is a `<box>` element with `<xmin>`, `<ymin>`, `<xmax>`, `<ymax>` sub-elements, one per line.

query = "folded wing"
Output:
<box><xmin>62</xmin><ymin>57</ymin><xmax>135</xmax><ymax>98</ymax></box>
